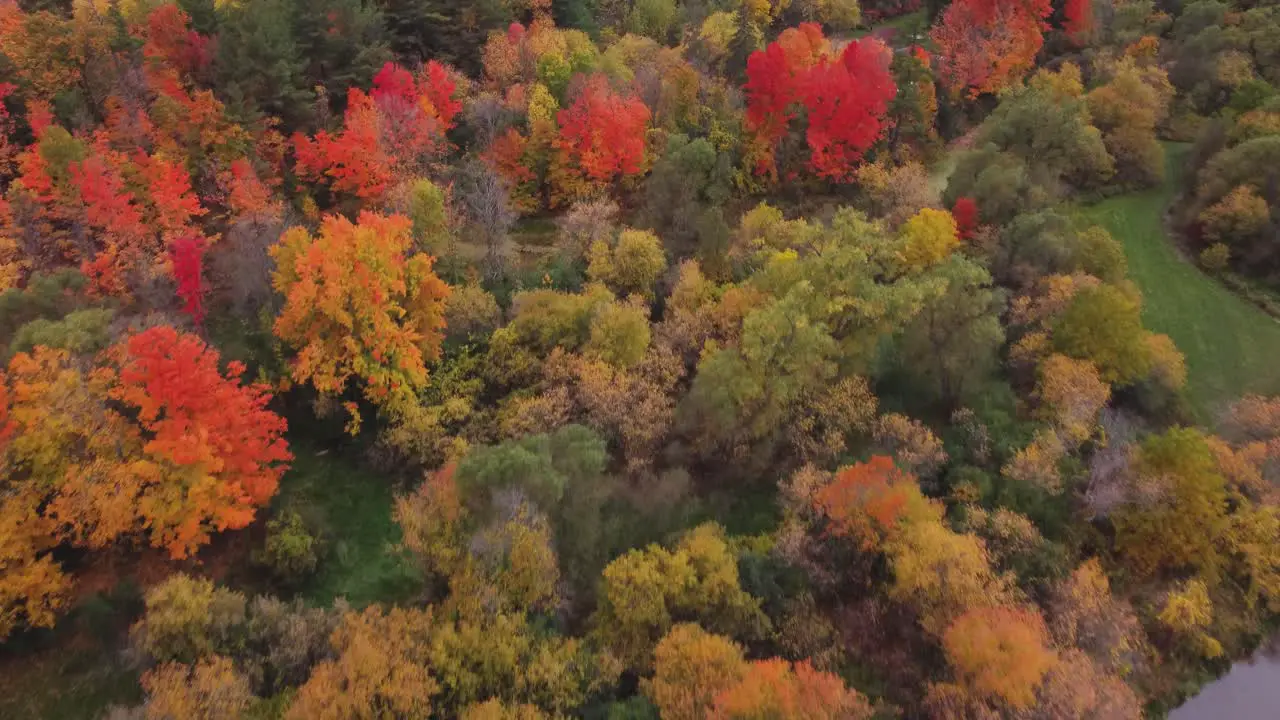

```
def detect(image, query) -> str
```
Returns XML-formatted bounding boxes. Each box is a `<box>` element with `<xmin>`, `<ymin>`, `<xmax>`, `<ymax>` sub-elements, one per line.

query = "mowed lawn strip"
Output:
<box><xmin>1079</xmin><ymin>144</ymin><xmax>1280</xmax><ymax>419</ymax></box>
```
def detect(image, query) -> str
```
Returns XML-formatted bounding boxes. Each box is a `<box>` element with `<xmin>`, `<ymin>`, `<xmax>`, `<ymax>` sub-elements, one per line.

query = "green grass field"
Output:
<box><xmin>1079</xmin><ymin>145</ymin><xmax>1280</xmax><ymax>419</ymax></box>
<box><xmin>275</xmin><ymin>446</ymin><xmax>421</xmax><ymax>607</ymax></box>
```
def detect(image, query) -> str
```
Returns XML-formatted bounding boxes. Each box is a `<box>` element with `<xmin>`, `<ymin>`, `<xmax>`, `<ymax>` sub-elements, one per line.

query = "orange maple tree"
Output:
<box><xmin>813</xmin><ymin>456</ymin><xmax>921</xmax><ymax>550</ymax></box>
<box><xmin>931</xmin><ymin>0</ymin><xmax>1053</xmax><ymax>99</ymax></box>
<box><xmin>110</xmin><ymin>327</ymin><xmax>291</xmax><ymax>553</ymax></box>
<box><xmin>0</xmin><ymin>330</ymin><xmax>291</xmax><ymax>638</ymax></box>
<box><xmin>270</xmin><ymin>212</ymin><xmax>451</xmax><ymax>420</ymax></box>
<box><xmin>709</xmin><ymin>659</ymin><xmax>873</xmax><ymax>720</ymax></box>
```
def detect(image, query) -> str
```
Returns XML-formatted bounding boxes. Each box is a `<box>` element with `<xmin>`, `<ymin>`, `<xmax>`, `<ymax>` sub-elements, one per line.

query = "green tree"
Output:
<box><xmin>898</xmin><ymin>256</ymin><xmax>1005</xmax><ymax>406</ymax></box>
<box><xmin>294</xmin><ymin>0</ymin><xmax>392</xmax><ymax>115</ymax></box>
<box><xmin>215</xmin><ymin>0</ymin><xmax>313</xmax><ymax>127</ymax></box>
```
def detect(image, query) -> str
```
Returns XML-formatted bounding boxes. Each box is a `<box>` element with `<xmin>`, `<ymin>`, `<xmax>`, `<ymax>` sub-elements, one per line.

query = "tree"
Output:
<box><xmin>293</xmin><ymin>0</ymin><xmax>392</xmax><ymax>112</ymax></box>
<box><xmin>1087</xmin><ymin>60</ymin><xmax>1173</xmax><ymax>186</ymax></box>
<box><xmin>214</xmin><ymin>0</ymin><xmax>313</xmax><ymax>127</ymax></box>
<box><xmin>142</xmin><ymin>656</ymin><xmax>255</xmax><ymax>720</ymax></box>
<box><xmin>931</xmin><ymin>0</ymin><xmax>1054</xmax><ymax>98</ymax></box>
<box><xmin>109</xmin><ymin>327</ymin><xmax>293</xmax><ymax>558</ymax></box>
<box><xmin>132</xmin><ymin>574</ymin><xmax>247</xmax><ymax>665</ymax></box>
<box><xmin>1157</xmin><ymin>578</ymin><xmax>1223</xmax><ymax>658</ymax></box>
<box><xmin>551</xmin><ymin>75</ymin><xmax>651</xmax><ymax>205</ymax></box>
<box><xmin>0</xmin><ymin>487</ymin><xmax>69</xmax><ymax>640</ymax></box>
<box><xmin>802</xmin><ymin>37</ymin><xmax>897</xmax><ymax>182</ymax></box>
<box><xmin>1114</xmin><ymin>428</ymin><xmax>1229</xmax><ymax>578</ymax></box>
<box><xmin>1052</xmin><ymin>284</ymin><xmax>1152</xmax><ymax>386</ymax></box>
<box><xmin>1063</xmin><ymin>0</ymin><xmax>1095</xmax><ymax>46</ymax></box>
<box><xmin>587</xmin><ymin>229</ymin><xmax>667</xmax><ymax>300</ymax></box>
<box><xmin>271</xmin><ymin>212</ymin><xmax>450</xmax><ymax>420</ymax></box>
<box><xmin>942</xmin><ymin>606</ymin><xmax>1058</xmax><ymax>711</ymax></box>
<box><xmin>897</xmin><ymin>256</ymin><xmax>1005</xmax><ymax>406</ymax></box>
<box><xmin>592</xmin><ymin>524</ymin><xmax>767</xmax><ymax>671</ymax></box>
<box><xmin>1048</xmin><ymin>559</ymin><xmax>1150</xmax><ymax>674</ymax></box>
<box><xmin>169</xmin><ymin>234</ymin><xmax>208</xmax><ymax>326</ymax></box>
<box><xmin>812</xmin><ymin>456</ymin><xmax>938</xmax><ymax>550</ymax></box>
<box><xmin>585</xmin><ymin>299</ymin><xmax>652</xmax><ymax>369</ymax></box>
<box><xmin>643</xmin><ymin>624</ymin><xmax>747</xmax><ymax>720</ymax></box>
<box><xmin>952</xmin><ymin>197</ymin><xmax>979</xmax><ymax>241</ymax></box>
<box><xmin>744</xmin><ymin>30</ymin><xmax>895</xmax><ymax>181</ymax></box>
<box><xmin>887</xmin><ymin>519</ymin><xmax>1011</xmax><ymax>634</ymax></box>
<box><xmin>1036</xmin><ymin>354</ymin><xmax>1111</xmax><ymax>447</ymax></box>
<box><xmin>898</xmin><ymin>208</ymin><xmax>959</xmax><ymax>270</ymax></box>
<box><xmin>708</xmin><ymin>659</ymin><xmax>873</xmax><ymax>720</ymax></box>
<box><xmin>288</xmin><ymin>606</ymin><xmax>438</xmax><ymax>719</ymax></box>
<box><xmin>974</xmin><ymin>65</ymin><xmax>1114</xmax><ymax>191</ymax></box>
<box><xmin>293</xmin><ymin>61</ymin><xmax>460</xmax><ymax>206</ymax></box>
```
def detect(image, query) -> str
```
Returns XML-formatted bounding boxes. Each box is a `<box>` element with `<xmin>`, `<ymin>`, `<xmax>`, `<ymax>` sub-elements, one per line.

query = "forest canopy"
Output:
<box><xmin>1</xmin><ymin>0</ymin><xmax>1280</xmax><ymax>718</ymax></box>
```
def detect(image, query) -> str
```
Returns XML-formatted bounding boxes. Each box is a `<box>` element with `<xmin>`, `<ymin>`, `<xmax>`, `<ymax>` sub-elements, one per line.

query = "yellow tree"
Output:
<box><xmin>887</xmin><ymin>519</ymin><xmax>1011</xmax><ymax>635</ymax></box>
<box><xmin>288</xmin><ymin>606</ymin><xmax>438</xmax><ymax>719</ymax></box>
<box><xmin>271</xmin><ymin>212</ymin><xmax>450</xmax><ymax>427</ymax></box>
<box><xmin>942</xmin><ymin>606</ymin><xmax>1059</xmax><ymax>711</ymax></box>
<box><xmin>586</xmin><ymin>229</ymin><xmax>668</xmax><ymax>299</ymax></box>
<box><xmin>141</xmin><ymin>656</ymin><xmax>255</xmax><ymax>720</ymax></box>
<box><xmin>1157</xmin><ymin>578</ymin><xmax>1223</xmax><ymax>659</ymax></box>
<box><xmin>898</xmin><ymin>207</ymin><xmax>959</xmax><ymax>270</ymax></box>
<box><xmin>592</xmin><ymin>524</ymin><xmax>767</xmax><ymax>670</ymax></box>
<box><xmin>644</xmin><ymin>624</ymin><xmax>747</xmax><ymax>720</ymax></box>
<box><xmin>1113</xmin><ymin>428</ymin><xmax>1229</xmax><ymax>578</ymax></box>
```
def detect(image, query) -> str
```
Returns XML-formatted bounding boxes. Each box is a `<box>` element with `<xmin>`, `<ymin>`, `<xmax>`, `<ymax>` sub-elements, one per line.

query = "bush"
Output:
<box><xmin>254</xmin><ymin>511</ymin><xmax>322</xmax><ymax>587</ymax></box>
<box><xmin>1200</xmin><ymin>243</ymin><xmax>1231</xmax><ymax>274</ymax></box>
<box><xmin>132</xmin><ymin>575</ymin><xmax>247</xmax><ymax>664</ymax></box>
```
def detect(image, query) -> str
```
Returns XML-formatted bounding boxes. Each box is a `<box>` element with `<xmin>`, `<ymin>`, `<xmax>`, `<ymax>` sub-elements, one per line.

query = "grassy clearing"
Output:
<box><xmin>274</xmin><ymin>445</ymin><xmax>421</xmax><ymax>607</ymax></box>
<box><xmin>1079</xmin><ymin>144</ymin><xmax>1280</xmax><ymax>419</ymax></box>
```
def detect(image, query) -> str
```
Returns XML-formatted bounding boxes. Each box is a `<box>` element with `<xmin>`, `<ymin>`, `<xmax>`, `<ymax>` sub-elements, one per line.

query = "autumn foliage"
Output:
<box><xmin>169</xmin><ymin>234</ymin><xmax>208</xmax><ymax>325</ymax></box>
<box><xmin>745</xmin><ymin>26</ymin><xmax>896</xmax><ymax>181</ymax></box>
<box><xmin>709</xmin><ymin>658</ymin><xmax>873</xmax><ymax>720</ymax></box>
<box><xmin>931</xmin><ymin>0</ymin><xmax>1053</xmax><ymax>98</ymax></box>
<box><xmin>109</xmin><ymin>326</ymin><xmax>292</xmax><ymax>556</ymax></box>
<box><xmin>0</xmin><ymin>329</ymin><xmax>290</xmax><ymax>638</ymax></box>
<box><xmin>294</xmin><ymin>61</ymin><xmax>461</xmax><ymax>204</ymax></box>
<box><xmin>943</xmin><ymin>606</ymin><xmax>1058</xmax><ymax>710</ymax></box>
<box><xmin>271</xmin><ymin>212</ymin><xmax>450</xmax><ymax>417</ymax></box>
<box><xmin>552</xmin><ymin>75</ymin><xmax>651</xmax><ymax>202</ymax></box>
<box><xmin>813</xmin><ymin>456</ymin><xmax>921</xmax><ymax>549</ymax></box>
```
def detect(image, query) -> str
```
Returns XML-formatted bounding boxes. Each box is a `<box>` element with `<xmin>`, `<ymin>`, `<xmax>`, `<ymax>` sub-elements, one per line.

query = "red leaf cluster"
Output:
<box><xmin>169</xmin><ymin>234</ymin><xmax>208</xmax><ymax>326</ymax></box>
<box><xmin>555</xmin><ymin>75</ymin><xmax>651</xmax><ymax>184</ymax></box>
<box><xmin>745</xmin><ymin>27</ymin><xmax>896</xmax><ymax>182</ymax></box>
<box><xmin>953</xmin><ymin>196</ymin><xmax>979</xmax><ymax>241</ymax></box>
<box><xmin>111</xmin><ymin>326</ymin><xmax>292</xmax><ymax>555</ymax></box>
<box><xmin>295</xmin><ymin>61</ymin><xmax>461</xmax><ymax>204</ymax></box>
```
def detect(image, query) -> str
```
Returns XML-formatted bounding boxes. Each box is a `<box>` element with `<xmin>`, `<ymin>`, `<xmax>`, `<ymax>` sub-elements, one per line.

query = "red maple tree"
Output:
<box><xmin>169</xmin><ymin>234</ymin><xmax>208</xmax><ymax>326</ymax></box>
<box><xmin>1063</xmin><ymin>0</ymin><xmax>1095</xmax><ymax>46</ymax></box>
<box><xmin>745</xmin><ymin>28</ymin><xmax>895</xmax><ymax>182</ymax></box>
<box><xmin>555</xmin><ymin>74</ymin><xmax>651</xmax><ymax>185</ymax></box>
<box><xmin>953</xmin><ymin>196</ymin><xmax>979</xmax><ymax>241</ymax></box>
<box><xmin>802</xmin><ymin>38</ymin><xmax>897</xmax><ymax>181</ymax></box>
<box><xmin>295</xmin><ymin>62</ymin><xmax>460</xmax><ymax>205</ymax></box>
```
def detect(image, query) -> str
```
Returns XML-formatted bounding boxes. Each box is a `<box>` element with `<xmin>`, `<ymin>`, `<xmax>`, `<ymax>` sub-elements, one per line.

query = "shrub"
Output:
<box><xmin>1200</xmin><ymin>243</ymin><xmax>1230</xmax><ymax>274</ymax></box>
<box><xmin>254</xmin><ymin>511</ymin><xmax>322</xmax><ymax>587</ymax></box>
